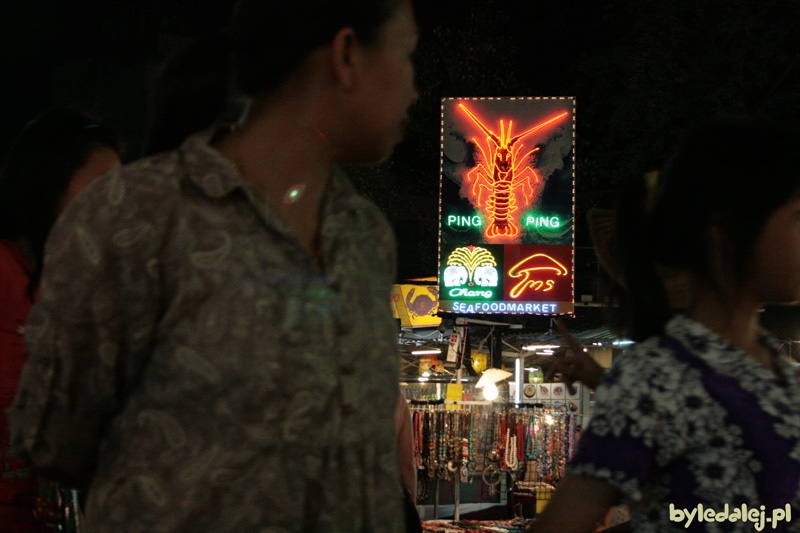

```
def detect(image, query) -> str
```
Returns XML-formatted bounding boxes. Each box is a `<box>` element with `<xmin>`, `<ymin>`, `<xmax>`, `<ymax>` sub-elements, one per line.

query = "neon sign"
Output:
<box><xmin>507</xmin><ymin>253</ymin><xmax>569</xmax><ymax>298</ymax></box>
<box><xmin>443</xmin><ymin>246</ymin><xmax>499</xmax><ymax>299</ymax></box>
<box><xmin>438</xmin><ymin>98</ymin><xmax>575</xmax><ymax>316</ymax></box>
<box><xmin>452</xmin><ymin>301</ymin><xmax>559</xmax><ymax>314</ymax></box>
<box><xmin>446</xmin><ymin>214</ymin><xmax>484</xmax><ymax>228</ymax></box>
<box><xmin>524</xmin><ymin>215</ymin><xmax>560</xmax><ymax>229</ymax></box>
<box><xmin>458</xmin><ymin>103</ymin><xmax>568</xmax><ymax>241</ymax></box>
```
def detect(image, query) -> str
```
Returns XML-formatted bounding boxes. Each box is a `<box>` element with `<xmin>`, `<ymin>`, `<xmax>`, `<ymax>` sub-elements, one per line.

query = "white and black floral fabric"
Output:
<box><xmin>569</xmin><ymin>314</ymin><xmax>800</xmax><ymax>532</ymax></box>
<box><xmin>8</xmin><ymin>130</ymin><xmax>404</xmax><ymax>532</ymax></box>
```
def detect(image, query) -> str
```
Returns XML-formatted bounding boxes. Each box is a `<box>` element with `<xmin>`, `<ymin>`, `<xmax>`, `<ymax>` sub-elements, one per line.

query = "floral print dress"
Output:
<box><xmin>569</xmin><ymin>314</ymin><xmax>800</xmax><ymax>532</ymax></box>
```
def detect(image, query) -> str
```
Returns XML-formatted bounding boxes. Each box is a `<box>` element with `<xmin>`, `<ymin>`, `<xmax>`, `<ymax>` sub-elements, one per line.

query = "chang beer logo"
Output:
<box><xmin>443</xmin><ymin>245</ymin><xmax>498</xmax><ymax>299</ymax></box>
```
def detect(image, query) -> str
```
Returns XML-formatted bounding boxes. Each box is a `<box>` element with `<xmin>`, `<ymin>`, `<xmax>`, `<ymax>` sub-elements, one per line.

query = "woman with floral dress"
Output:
<box><xmin>530</xmin><ymin>118</ymin><xmax>800</xmax><ymax>532</ymax></box>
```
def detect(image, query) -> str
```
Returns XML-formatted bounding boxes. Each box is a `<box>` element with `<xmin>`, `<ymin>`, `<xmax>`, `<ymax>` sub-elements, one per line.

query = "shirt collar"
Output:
<box><xmin>177</xmin><ymin>129</ymin><xmax>367</xmax><ymax>244</ymax></box>
<box><xmin>179</xmin><ymin>129</ymin><xmax>249</xmax><ymax>199</ymax></box>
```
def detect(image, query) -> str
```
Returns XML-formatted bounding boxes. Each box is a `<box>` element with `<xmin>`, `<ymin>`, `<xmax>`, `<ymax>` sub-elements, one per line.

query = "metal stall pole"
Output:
<box><xmin>453</xmin><ymin>365</ymin><xmax>463</xmax><ymax>522</ymax></box>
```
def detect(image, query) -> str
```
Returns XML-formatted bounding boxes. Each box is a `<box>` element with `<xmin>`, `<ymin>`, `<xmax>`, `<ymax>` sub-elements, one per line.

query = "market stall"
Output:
<box><xmin>403</xmin><ymin>380</ymin><xmax>583</xmax><ymax>530</ymax></box>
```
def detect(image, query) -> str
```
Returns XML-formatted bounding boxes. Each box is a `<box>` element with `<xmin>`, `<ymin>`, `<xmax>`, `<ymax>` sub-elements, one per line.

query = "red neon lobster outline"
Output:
<box><xmin>458</xmin><ymin>103</ymin><xmax>568</xmax><ymax>240</ymax></box>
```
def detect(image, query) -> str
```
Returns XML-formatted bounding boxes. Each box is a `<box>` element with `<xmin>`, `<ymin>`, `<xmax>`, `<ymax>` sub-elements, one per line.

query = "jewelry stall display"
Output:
<box><xmin>410</xmin><ymin>401</ymin><xmax>577</xmax><ymax>505</ymax></box>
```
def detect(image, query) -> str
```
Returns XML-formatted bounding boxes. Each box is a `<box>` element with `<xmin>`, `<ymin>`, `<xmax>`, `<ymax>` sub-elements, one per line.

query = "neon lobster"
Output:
<box><xmin>459</xmin><ymin>103</ymin><xmax>568</xmax><ymax>239</ymax></box>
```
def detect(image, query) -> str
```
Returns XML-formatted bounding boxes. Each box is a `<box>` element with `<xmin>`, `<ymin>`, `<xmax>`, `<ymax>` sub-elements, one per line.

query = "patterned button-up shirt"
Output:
<box><xmin>8</xmin><ymin>131</ymin><xmax>404</xmax><ymax>532</ymax></box>
<box><xmin>569</xmin><ymin>314</ymin><xmax>800</xmax><ymax>532</ymax></box>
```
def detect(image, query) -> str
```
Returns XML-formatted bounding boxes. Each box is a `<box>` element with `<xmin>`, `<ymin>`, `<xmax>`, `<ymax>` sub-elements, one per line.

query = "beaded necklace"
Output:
<box><xmin>438</xmin><ymin>411</ymin><xmax>447</xmax><ymax>478</ymax></box>
<box><xmin>540</xmin><ymin>421</ymin><xmax>550</xmax><ymax>478</ymax></box>
<box><xmin>446</xmin><ymin>411</ymin><xmax>459</xmax><ymax>478</ymax></box>
<box><xmin>505</xmin><ymin>427</ymin><xmax>518</xmax><ymax>470</ymax></box>
<box><xmin>516</xmin><ymin>419</ymin><xmax>525</xmax><ymax>463</ymax></box>
<box><xmin>460</xmin><ymin>411</ymin><xmax>470</xmax><ymax>482</ymax></box>
<box><xmin>497</xmin><ymin>413</ymin><xmax>507</xmax><ymax>470</ymax></box>
<box><xmin>413</xmin><ymin>411</ymin><xmax>423</xmax><ymax>470</ymax></box>
<box><xmin>525</xmin><ymin>415</ymin><xmax>537</xmax><ymax>460</ymax></box>
<box><xmin>567</xmin><ymin>413</ymin><xmax>575</xmax><ymax>460</ymax></box>
<box><xmin>427</xmin><ymin>410</ymin><xmax>437</xmax><ymax>476</ymax></box>
<box><xmin>468</xmin><ymin>411</ymin><xmax>476</xmax><ymax>472</ymax></box>
<box><xmin>552</xmin><ymin>417</ymin><xmax>563</xmax><ymax>478</ymax></box>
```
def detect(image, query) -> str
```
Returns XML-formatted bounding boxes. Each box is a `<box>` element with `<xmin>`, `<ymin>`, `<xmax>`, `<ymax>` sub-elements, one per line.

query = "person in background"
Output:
<box><xmin>528</xmin><ymin>117</ymin><xmax>800</xmax><ymax>532</ymax></box>
<box><xmin>9</xmin><ymin>0</ymin><xmax>419</xmax><ymax>531</ymax></box>
<box><xmin>0</xmin><ymin>109</ymin><xmax>120</xmax><ymax>533</ymax></box>
<box><xmin>397</xmin><ymin>390</ymin><xmax>421</xmax><ymax>533</ymax></box>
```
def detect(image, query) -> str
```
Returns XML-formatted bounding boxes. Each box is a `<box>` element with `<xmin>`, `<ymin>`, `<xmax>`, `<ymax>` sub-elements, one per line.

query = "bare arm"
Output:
<box><xmin>526</xmin><ymin>475</ymin><xmax>620</xmax><ymax>533</ymax></box>
<box><xmin>546</xmin><ymin>319</ymin><xmax>606</xmax><ymax>391</ymax></box>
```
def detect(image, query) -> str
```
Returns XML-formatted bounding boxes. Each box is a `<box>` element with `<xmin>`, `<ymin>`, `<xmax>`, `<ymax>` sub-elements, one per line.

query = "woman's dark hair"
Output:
<box><xmin>0</xmin><ymin>108</ymin><xmax>121</xmax><ymax>296</ymax></box>
<box><xmin>144</xmin><ymin>0</ymin><xmax>399</xmax><ymax>156</ymax></box>
<box><xmin>617</xmin><ymin>116</ymin><xmax>800</xmax><ymax>341</ymax></box>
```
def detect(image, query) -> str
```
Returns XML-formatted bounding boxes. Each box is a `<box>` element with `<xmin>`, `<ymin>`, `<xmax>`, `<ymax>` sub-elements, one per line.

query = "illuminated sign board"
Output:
<box><xmin>391</xmin><ymin>283</ymin><xmax>441</xmax><ymax>328</ymax></box>
<box><xmin>438</xmin><ymin>98</ymin><xmax>575</xmax><ymax>315</ymax></box>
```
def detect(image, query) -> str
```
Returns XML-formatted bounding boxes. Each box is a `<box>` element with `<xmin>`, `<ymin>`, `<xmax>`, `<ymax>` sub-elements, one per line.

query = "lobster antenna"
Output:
<box><xmin>513</xmin><ymin>147</ymin><xmax>540</xmax><ymax>173</ymax></box>
<box><xmin>509</xmin><ymin>111</ymin><xmax>569</xmax><ymax>147</ymax></box>
<box><xmin>459</xmin><ymin>103</ymin><xmax>501</xmax><ymax>146</ymax></box>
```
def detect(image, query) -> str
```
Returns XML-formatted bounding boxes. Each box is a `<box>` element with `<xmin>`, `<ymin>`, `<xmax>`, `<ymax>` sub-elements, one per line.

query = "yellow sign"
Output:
<box><xmin>446</xmin><ymin>384</ymin><xmax>463</xmax><ymax>409</ymax></box>
<box><xmin>391</xmin><ymin>283</ymin><xmax>441</xmax><ymax>328</ymax></box>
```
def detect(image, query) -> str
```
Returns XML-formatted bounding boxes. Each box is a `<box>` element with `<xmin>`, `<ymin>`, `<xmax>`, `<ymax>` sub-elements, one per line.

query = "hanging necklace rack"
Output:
<box><xmin>409</xmin><ymin>401</ymin><xmax>577</xmax><ymax>501</ymax></box>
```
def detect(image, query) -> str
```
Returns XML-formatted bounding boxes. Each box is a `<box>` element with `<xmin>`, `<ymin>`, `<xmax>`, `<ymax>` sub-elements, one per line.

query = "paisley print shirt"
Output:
<box><xmin>8</xmin><ymin>131</ymin><xmax>404</xmax><ymax>532</ymax></box>
<box><xmin>569</xmin><ymin>314</ymin><xmax>800</xmax><ymax>532</ymax></box>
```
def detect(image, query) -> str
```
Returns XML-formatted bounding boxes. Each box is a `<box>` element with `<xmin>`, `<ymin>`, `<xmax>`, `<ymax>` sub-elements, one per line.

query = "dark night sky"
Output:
<box><xmin>3</xmin><ymin>0</ymin><xmax>800</xmax><ymax>283</ymax></box>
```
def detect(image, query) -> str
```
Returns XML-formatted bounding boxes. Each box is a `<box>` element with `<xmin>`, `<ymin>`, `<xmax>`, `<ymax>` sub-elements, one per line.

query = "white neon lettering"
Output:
<box><xmin>447</xmin><ymin>215</ymin><xmax>483</xmax><ymax>227</ymax></box>
<box><xmin>449</xmin><ymin>301</ymin><xmax>559</xmax><ymax>314</ymax></box>
<box><xmin>448</xmin><ymin>288</ymin><xmax>492</xmax><ymax>298</ymax></box>
<box><xmin>525</xmin><ymin>216</ymin><xmax>561</xmax><ymax>228</ymax></box>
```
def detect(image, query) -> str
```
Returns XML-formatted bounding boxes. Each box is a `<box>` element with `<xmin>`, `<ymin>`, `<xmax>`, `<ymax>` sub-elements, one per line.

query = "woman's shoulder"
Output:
<box><xmin>599</xmin><ymin>333</ymin><xmax>701</xmax><ymax>400</ymax></box>
<box><xmin>607</xmin><ymin>336</ymin><xmax>678</xmax><ymax>375</ymax></box>
<box><xmin>116</xmin><ymin>150</ymin><xmax>186</xmax><ymax>193</ymax></box>
<box><xmin>46</xmin><ymin>151</ymin><xmax>188</xmax><ymax>260</ymax></box>
<box><xmin>69</xmin><ymin>152</ymin><xmax>185</xmax><ymax>217</ymax></box>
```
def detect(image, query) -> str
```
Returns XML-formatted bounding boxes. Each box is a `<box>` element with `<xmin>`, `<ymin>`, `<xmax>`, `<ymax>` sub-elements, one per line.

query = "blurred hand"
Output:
<box><xmin>546</xmin><ymin>319</ymin><xmax>605</xmax><ymax>392</ymax></box>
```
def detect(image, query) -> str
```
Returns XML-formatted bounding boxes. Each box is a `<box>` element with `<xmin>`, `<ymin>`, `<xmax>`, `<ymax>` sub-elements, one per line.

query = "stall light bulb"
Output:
<box><xmin>483</xmin><ymin>382</ymin><xmax>499</xmax><ymax>401</ymax></box>
<box><xmin>545</xmin><ymin>414</ymin><xmax>554</xmax><ymax>425</ymax></box>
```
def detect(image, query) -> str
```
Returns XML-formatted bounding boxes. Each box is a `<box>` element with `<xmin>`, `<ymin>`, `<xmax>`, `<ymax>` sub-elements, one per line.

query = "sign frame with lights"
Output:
<box><xmin>438</xmin><ymin>97</ymin><xmax>575</xmax><ymax>316</ymax></box>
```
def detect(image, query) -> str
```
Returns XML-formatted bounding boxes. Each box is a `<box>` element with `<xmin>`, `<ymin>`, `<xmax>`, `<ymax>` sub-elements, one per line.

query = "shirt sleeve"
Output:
<box><xmin>7</xmin><ymin>168</ymin><xmax>163</xmax><ymax>488</ymax></box>
<box><xmin>567</xmin><ymin>348</ymin><xmax>672</xmax><ymax>504</ymax></box>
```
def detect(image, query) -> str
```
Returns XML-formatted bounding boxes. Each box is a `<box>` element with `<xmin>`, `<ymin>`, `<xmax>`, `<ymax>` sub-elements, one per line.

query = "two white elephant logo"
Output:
<box><xmin>443</xmin><ymin>246</ymin><xmax>499</xmax><ymax>288</ymax></box>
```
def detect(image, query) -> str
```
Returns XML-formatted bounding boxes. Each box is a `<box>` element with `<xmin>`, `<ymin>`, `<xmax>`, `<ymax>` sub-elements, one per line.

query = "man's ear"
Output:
<box><xmin>330</xmin><ymin>27</ymin><xmax>360</xmax><ymax>91</ymax></box>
